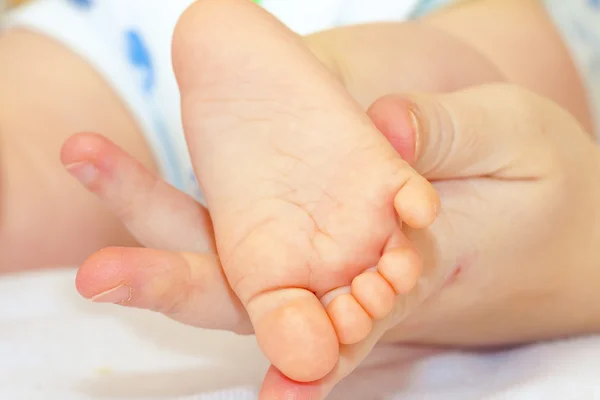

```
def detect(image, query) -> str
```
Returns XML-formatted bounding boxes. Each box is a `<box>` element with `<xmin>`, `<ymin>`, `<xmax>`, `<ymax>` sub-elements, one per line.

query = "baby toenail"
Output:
<box><xmin>319</xmin><ymin>286</ymin><xmax>351</xmax><ymax>308</ymax></box>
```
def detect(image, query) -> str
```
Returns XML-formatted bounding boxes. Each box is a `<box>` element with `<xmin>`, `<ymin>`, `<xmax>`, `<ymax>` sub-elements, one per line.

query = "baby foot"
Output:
<box><xmin>173</xmin><ymin>0</ymin><xmax>439</xmax><ymax>382</ymax></box>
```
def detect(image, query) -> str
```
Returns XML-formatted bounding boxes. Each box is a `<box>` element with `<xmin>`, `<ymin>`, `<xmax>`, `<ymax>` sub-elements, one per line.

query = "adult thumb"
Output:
<box><xmin>368</xmin><ymin>83</ymin><xmax>563</xmax><ymax>180</ymax></box>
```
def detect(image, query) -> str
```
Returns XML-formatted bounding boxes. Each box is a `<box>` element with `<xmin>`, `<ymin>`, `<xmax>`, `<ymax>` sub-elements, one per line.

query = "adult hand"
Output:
<box><xmin>313</xmin><ymin>83</ymin><xmax>600</xmax><ymax>398</ymax></box>
<box><xmin>62</xmin><ymin>83</ymin><xmax>600</xmax><ymax>399</ymax></box>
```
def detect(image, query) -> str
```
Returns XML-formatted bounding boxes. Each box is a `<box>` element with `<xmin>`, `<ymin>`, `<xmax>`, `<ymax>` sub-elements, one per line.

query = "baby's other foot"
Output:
<box><xmin>173</xmin><ymin>0</ymin><xmax>439</xmax><ymax>382</ymax></box>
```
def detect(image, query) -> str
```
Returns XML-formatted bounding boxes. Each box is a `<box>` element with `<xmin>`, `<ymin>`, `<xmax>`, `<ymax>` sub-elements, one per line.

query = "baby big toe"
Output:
<box><xmin>249</xmin><ymin>288</ymin><xmax>340</xmax><ymax>382</ymax></box>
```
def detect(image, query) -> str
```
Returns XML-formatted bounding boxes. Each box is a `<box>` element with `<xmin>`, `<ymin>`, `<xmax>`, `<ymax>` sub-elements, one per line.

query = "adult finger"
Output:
<box><xmin>61</xmin><ymin>132</ymin><xmax>215</xmax><ymax>252</ymax></box>
<box><xmin>368</xmin><ymin>83</ymin><xmax>586</xmax><ymax>180</ymax></box>
<box><xmin>77</xmin><ymin>246</ymin><xmax>252</xmax><ymax>333</ymax></box>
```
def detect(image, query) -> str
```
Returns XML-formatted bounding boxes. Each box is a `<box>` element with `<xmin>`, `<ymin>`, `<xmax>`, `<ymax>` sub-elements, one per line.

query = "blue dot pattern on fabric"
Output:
<box><xmin>589</xmin><ymin>0</ymin><xmax>600</xmax><ymax>9</ymax></box>
<box><xmin>68</xmin><ymin>0</ymin><xmax>93</xmax><ymax>8</ymax></box>
<box><xmin>124</xmin><ymin>31</ymin><xmax>182</xmax><ymax>188</ymax></box>
<box><xmin>125</xmin><ymin>30</ymin><xmax>155</xmax><ymax>93</ymax></box>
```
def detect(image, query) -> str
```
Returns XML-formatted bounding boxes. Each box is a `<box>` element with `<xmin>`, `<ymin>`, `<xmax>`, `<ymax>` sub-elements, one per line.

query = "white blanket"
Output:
<box><xmin>0</xmin><ymin>269</ymin><xmax>598</xmax><ymax>400</ymax></box>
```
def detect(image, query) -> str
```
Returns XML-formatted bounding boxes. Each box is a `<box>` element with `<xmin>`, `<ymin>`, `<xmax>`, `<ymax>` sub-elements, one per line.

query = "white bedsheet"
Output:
<box><xmin>0</xmin><ymin>268</ymin><xmax>598</xmax><ymax>400</ymax></box>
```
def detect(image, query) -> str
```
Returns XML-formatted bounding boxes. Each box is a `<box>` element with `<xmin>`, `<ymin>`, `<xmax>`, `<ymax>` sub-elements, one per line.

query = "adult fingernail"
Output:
<box><xmin>92</xmin><ymin>284</ymin><xmax>132</xmax><ymax>304</ymax></box>
<box><xmin>407</xmin><ymin>108</ymin><xmax>422</xmax><ymax>165</ymax></box>
<box><xmin>65</xmin><ymin>162</ymin><xmax>99</xmax><ymax>186</ymax></box>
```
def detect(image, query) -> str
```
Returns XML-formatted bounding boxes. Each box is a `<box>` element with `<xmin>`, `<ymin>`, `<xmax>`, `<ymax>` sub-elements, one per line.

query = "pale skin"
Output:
<box><xmin>138</xmin><ymin>0</ymin><xmax>599</xmax><ymax>385</ymax></box>
<box><xmin>66</xmin><ymin>85</ymin><xmax>600</xmax><ymax>399</ymax></box>
<box><xmin>65</xmin><ymin>0</ymin><xmax>600</xmax><ymax>399</ymax></box>
<box><xmin>0</xmin><ymin>0</ymin><xmax>597</xmax><ymax>398</ymax></box>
